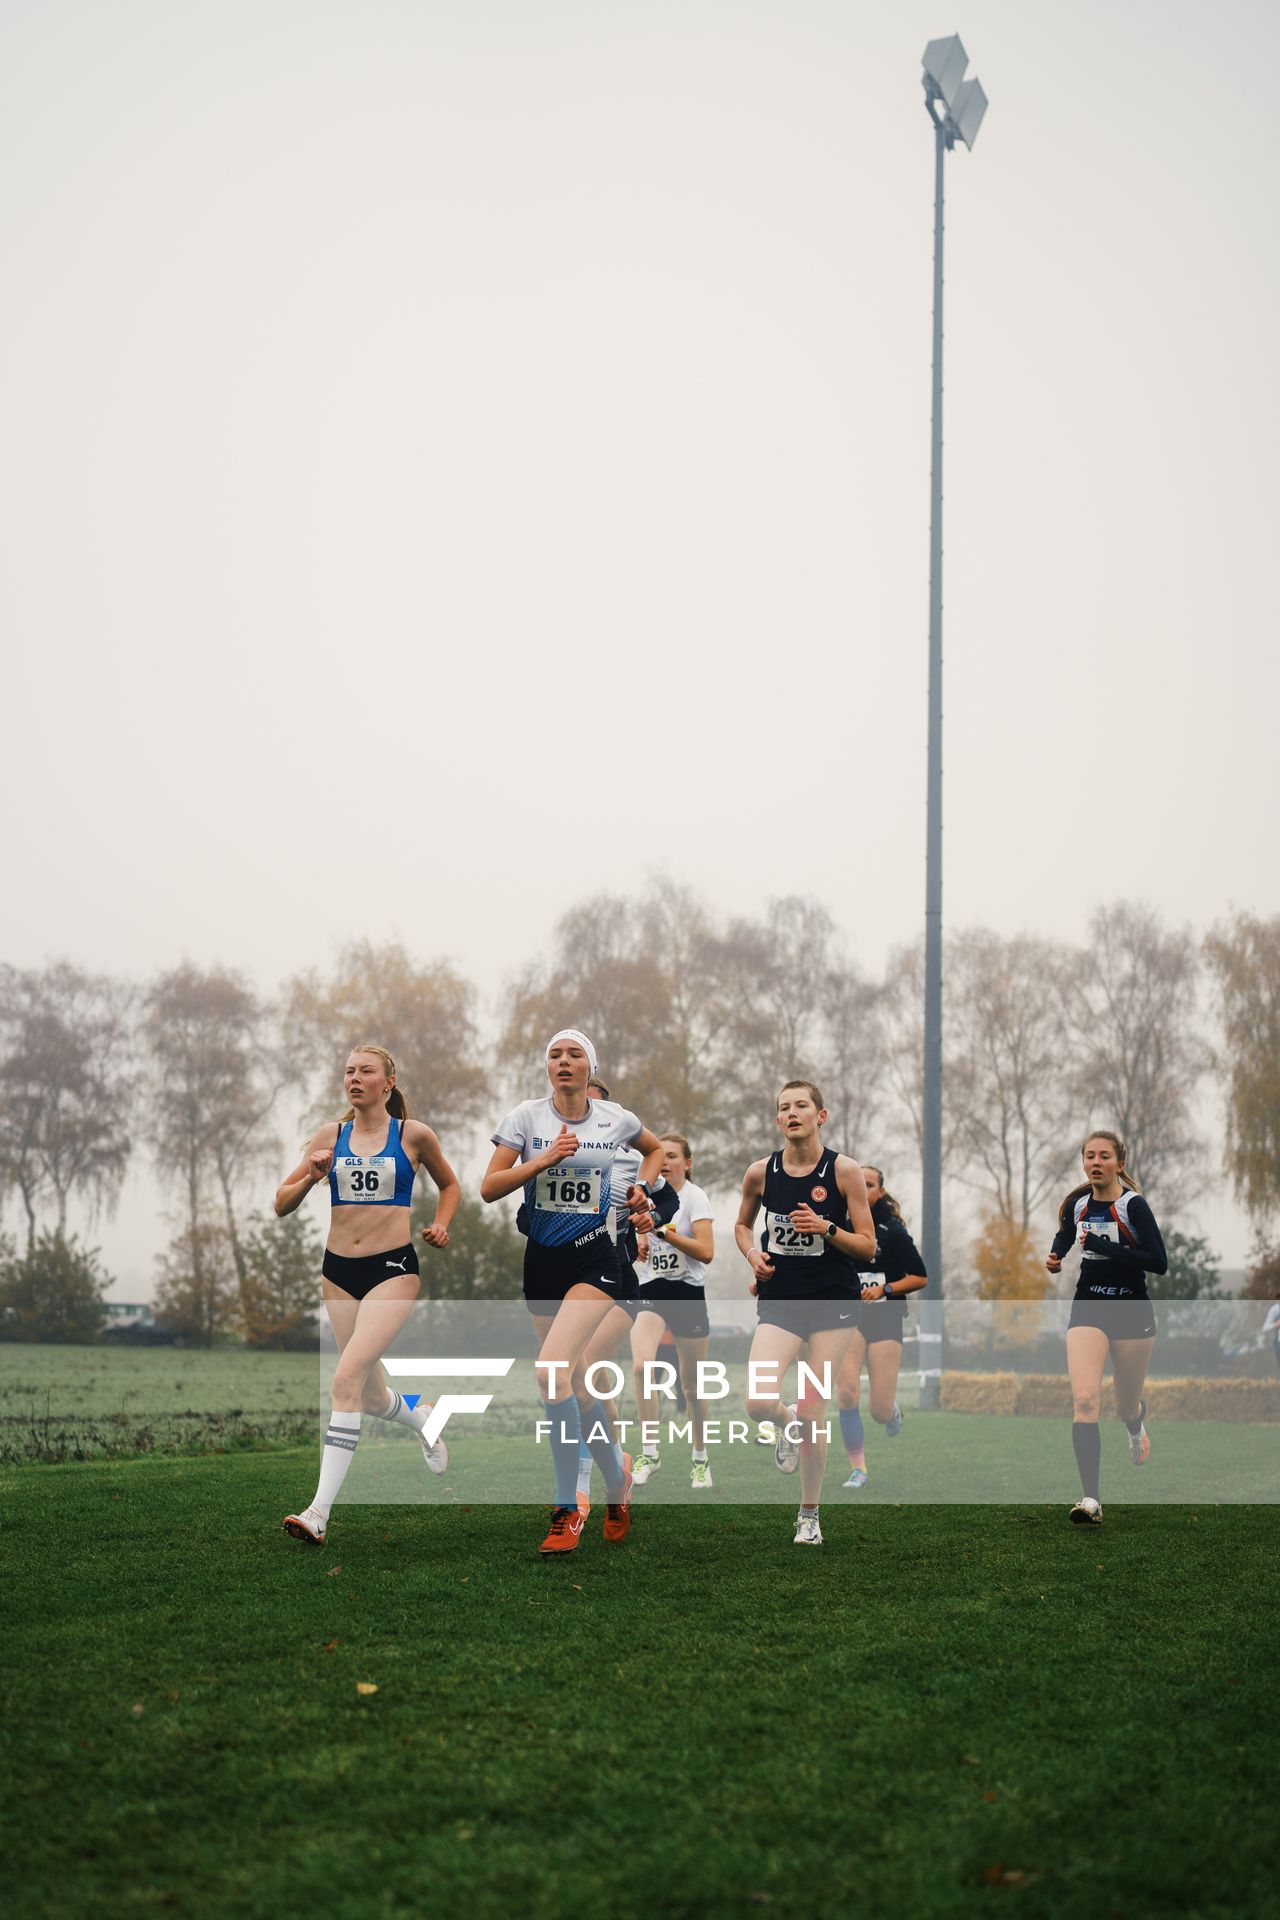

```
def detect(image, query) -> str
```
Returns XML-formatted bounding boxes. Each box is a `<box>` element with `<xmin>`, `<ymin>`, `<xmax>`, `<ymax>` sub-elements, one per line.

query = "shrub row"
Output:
<box><xmin>939</xmin><ymin>1372</ymin><xmax>1280</xmax><ymax>1423</ymax></box>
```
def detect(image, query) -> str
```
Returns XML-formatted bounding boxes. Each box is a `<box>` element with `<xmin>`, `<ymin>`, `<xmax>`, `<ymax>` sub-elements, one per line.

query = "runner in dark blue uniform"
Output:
<box><xmin>1046</xmin><ymin>1129</ymin><xmax>1167</xmax><ymax>1525</ymax></box>
<box><xmin>735</xmin><ymin>1081</ymin><xmax>875</xmax><ymax>1545</ymax></box>
<box><xmin>482</xmin><ymin>1031</ymin><xmax>665</xmax><ymax>1558</ymax></box>
<box><xmin>836</xmin><ymin>1167</ymin><xmax>928</xmax><ymax>1489</ymax></box>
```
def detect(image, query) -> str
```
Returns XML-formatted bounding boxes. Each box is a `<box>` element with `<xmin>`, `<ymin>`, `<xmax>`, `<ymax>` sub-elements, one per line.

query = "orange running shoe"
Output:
<box><xmin>602</xmin><ymin>1454</ymin><xmax>634</xmax><ymax>1543</ymax></box>
<box><xmin>576</xmin><ymin>1489</ymin><xmax>591</xmax><ymax>1519</ymax></box>
<box><xmin>539</xmin><ymin>1506</ymin><xmax>585</xmax><ymax>1556</ymax></box>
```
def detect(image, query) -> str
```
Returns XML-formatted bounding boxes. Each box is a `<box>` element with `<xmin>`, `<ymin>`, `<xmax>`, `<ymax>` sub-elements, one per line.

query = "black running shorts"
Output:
<box><xmin>523</xmin><ymin>1225</ymin><xmax>633</xmax><ymax>1315</ymax></box>
<box><xmin>322</xmin><ymin>1243</ymin><xmax>420</xmax><ymax>1300</ymax></box>
<box><xmin>1067</xmin><ymin>1293</ymin><xmax>1157</xmax><ymax>1342</ymax></box>
<box><xmin>756</xmin><ymin>1291</ymin><xmax>860</xmax><ymax>1338</ymax></box>
<box><xmin>859</xmin><ymin>1299</ymin><xmax>907</xmax><ymax>1345</ymax></box>
<box><xmin>634</xmin><ymin>1283</ymin><xmax>711</xmax><ymax>1340</ymax></box>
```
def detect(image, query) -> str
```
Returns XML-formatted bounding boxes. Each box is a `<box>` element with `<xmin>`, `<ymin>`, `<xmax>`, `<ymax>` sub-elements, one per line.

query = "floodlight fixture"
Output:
<box><xmin>921</xmin><ymin>34</ymin><xmax>986</xmax><ymax>150</ymax></box>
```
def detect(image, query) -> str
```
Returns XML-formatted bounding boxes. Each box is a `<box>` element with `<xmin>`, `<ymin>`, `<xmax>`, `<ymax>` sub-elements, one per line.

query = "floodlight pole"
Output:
<box><xmin>916</xmin><ymin>37</ymin><xmax>984</xmax><ymax>1406</ymax></box>
<box><xmin>922</xmin><ymin>104</ymin><xmax>947</xmax><ymax>1315</ymax></box>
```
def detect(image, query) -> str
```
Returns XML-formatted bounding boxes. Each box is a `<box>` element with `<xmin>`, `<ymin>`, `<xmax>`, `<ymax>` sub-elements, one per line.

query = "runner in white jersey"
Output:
<box><xmin>630</xmin><ymin>1134</ymin><xmax>716</xmax><ymax>1489</ymax></box>
<box><xmin>481</xmin><ymin>1031</ymin><xmax>665</xmax><ymax>1558</ymax></box>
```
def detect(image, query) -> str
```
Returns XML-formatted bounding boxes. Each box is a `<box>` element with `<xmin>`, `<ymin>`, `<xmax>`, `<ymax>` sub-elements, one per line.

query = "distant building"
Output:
<box><xmin>101</xmin><ymin>1303</ymin><xmax>180</xmax><ymax>1345</ymax></box>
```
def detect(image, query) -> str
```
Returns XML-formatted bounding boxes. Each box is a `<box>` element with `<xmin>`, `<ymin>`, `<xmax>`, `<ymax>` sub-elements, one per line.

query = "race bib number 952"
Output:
<box><xmin>335</xmin><ymin>1156</ymin><xmax>396</xmax><ymax>1203</ymax></box>
<box><xmin>765</xmin><ymin>1210</ymin><xmax>824</xmax><ymax>1258</ymax></box>
<box><xmin>535</xmin><ymin>1167</ymin><xmax>603</xmax><ymax>1215</ymax></box>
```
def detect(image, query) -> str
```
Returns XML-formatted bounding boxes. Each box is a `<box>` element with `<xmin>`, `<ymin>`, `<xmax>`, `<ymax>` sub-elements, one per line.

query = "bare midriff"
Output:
<box><xmin>327</xmin><ymin>1204</ymin><xmax>413</xmax><ymax>1259</ymax></box>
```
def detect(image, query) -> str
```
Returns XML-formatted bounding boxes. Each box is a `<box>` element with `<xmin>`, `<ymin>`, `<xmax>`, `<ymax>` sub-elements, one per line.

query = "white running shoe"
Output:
<box><xmin>419</xmin><ymin>1424</ymin><xmax>449</xmax><ymax>1475</ymax></box>
<box><xmin>1069</xmin><ymin>1497</ymin><xmax>1103</xmax><ymax>1525</ymax></box>
<box><xmin>283</xmin><ymin>1506</ymin><xmax>327</xmax><ymax>1544</ymax></box>
<box><xmin>773</xmin><ymin>1408</ymin><xmax>800</xmax><ymax>1475</ymax></box>
<box><xmin>690</xmin><ymin>1458</ymin><xmax>713</xmax><ymax>1489</ymax></box>
<box><xmin>793</xmin><ymin>1511</ymin><xmax>823</xmax><ymax>1546</ymax></box>
<box><xmin>756</xmin><ymin>1421</ymin><xmax>777</xmax><ymax>1447</ymax></box>
<box><xmin>1127</xmin><ymin>1401</ymin><xmax>1150</xmax><ymax>1466</ymax></box>
<box><xmin>884</xmin><ymin>1402</ymin><xmax>903</xmax><ymax>1439</ymax></box>
<box><xmin>632</xmin><ymin>1454</ymin><xmax>662</xmax><ymax>1485</ymax></box>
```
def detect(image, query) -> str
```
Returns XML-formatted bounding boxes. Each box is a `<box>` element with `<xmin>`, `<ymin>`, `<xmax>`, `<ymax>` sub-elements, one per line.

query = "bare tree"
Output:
<box><xmin>1062</xmin><ymin>903</ymin><xmax>1208</xmax><ymax>1197</ymax></box>
<box><xmin>140</xmin><ymin>964</ymin><xmax>278</xmax><ymax>1311</ymax></box>
<box><xmin>0</xmin><ymin>962</ymin><xmax>137</xmax><ymax>1249</ymax></box>
<box><xmin>1204</xmin><ymin>913</ymin><xmax>1280</xmax><ymax>1229</ymax></box>
<box><xmin>947</xmin><ymin>929</ymin><xmax>1080</xmax><ymax>1230</ymax></box>
<box><xmin>283</xmin><ymin>941</ymin><xmax>489</xmax><ymax>1134</ymax></box>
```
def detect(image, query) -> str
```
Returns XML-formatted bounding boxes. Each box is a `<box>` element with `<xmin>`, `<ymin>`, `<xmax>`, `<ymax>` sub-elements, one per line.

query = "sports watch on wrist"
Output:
<box><xmin>826</xmin><ymin>1221</ymin><xmax>838</xmax><ymax>1239</ymax></box>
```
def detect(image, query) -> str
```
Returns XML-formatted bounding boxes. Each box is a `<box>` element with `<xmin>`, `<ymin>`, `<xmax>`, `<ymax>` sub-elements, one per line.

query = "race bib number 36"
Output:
<box><xmin>535</xmin><ymin>1167</ymin><xmax>603</xmax><ymax>1215</ymax></box>
<box><xmin>335</xmin><ymin>1156</ymin><xmax>396</xmax><ymax>1203</ymax></box>
<box><xmin>765</xmin><ymin>1210</ymin><xmax>824</xmax><ymax>1258</ymax></box>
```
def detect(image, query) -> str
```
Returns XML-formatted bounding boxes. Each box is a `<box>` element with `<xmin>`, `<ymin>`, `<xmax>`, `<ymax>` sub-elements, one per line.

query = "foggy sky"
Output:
<box><xmin>2</xmin><ymin>1</ymin><xmax>1277</xmax><ymax>1288</ymax></box>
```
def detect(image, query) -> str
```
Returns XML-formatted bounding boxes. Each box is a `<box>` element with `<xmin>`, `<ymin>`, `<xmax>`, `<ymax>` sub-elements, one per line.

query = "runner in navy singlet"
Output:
<box><xmin>835</xmin><ymin>1166</ymin><xmax>927</xmax><ymax>1489</ymax></box>
<box><xmin>1046</xmin><ymin>1129</ymin><xmax>1167</xmax><ymax>1526</ymax></box>
<box><xmin>734</xmin><ymin>1080</ymin><xmax>876</xmax><ymax>1545</ymax></box>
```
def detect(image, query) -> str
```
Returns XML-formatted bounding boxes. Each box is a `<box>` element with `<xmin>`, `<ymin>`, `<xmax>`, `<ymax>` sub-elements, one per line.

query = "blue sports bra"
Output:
<box><xmin>328</xmin><ymin>1116</ymin><xmax>416</xmax><ymax>1209</ymax></box>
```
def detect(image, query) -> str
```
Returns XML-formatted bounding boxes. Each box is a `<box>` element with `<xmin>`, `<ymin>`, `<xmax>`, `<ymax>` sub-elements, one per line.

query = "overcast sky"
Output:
<box><xmin>3</xmin><ymin>2</ymin><xmax>1276</xmax><ymax>1288</ymax></box>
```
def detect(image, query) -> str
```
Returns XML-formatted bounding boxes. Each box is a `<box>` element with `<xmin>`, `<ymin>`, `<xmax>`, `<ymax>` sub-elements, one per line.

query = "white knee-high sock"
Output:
<box><xmin>375</xmin><ymin>1387</ymin><xmax>429</xmax><ymax>1433</ymax></box>
<box><xmin>311</xmin><ymin>1411</ymin><xmax>362</xmax><ymax>1520</ymax></box>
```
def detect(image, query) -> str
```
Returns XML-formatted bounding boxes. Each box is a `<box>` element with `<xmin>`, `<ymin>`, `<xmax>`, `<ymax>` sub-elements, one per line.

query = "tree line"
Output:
<box><xmin>0</xmin><ymin>894</ymin><xmax>1277</xmax><ymax>1340</ymax></box>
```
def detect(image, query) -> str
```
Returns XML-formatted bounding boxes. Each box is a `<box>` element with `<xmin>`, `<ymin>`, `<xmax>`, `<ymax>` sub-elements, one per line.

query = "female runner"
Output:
<box><xmin>275</xmin><ymin>1044</ymin><xmax>460</xmax><ymax>1545</ymax></box>
<box><xmin>1046</xmin><ymin>1130</ymin><xmax>1168</xmax><ymax>1525</ymax></box>
<box><xmin>735</xmin><ymin>1081</ymin><xmax>876</xmax><ymax>1545</ymax></box>
<box><xmin>569</xmin><ymin>1075</ymin><xmax>677</xmax><ymax>1516</ymax></box>
<box><xmin>631</xmin><ymin>1134</ymin><xmax>716</xmax><ymax>1489</ymax></box>
<box><xmin>481</xmin><ymin>1031</ymin><xmax>665</xmax><ymax>1557</ymax></box>
<box><xmin>836</xmin><ymin>1165</ymin><xmax>928</xmax><ymax>1488</ymax></box>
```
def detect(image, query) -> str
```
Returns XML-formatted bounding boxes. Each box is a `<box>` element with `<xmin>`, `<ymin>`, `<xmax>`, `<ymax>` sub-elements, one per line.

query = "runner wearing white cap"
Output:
<box><xmin>482</xmin><ymin>1032</ymin><xmax>666</xmax><ymax>1558</ymax></box>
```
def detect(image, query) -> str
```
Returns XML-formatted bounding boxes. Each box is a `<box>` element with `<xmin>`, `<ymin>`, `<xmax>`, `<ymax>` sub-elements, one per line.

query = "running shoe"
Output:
<box><xmin>793</xmin><ymin>1511</ymin><xmax>824</xmax><ymax>1546</ymax></box>
<box><xmin>1128</xmin><ymin>1401</ymin><xmax>1150</xmax><ymax>1466</ymax></box>
<box><xmin>690</xmin><ymin>1458</ymin><xmax>713</xmax><ymax>1490</ymax></box>
<box><xmin>282</xmin><ymin>1507</ymin><xmax>326</xmax><ymax>1544</ymax></box>
<box><xmin>842</xmin><ymin>1467</ymin><xmax>868</xmax><ymax>1489</ymax></box>
<box><xmin>632</xmin><ymin>1454</ymin><xmax>662</xmax><ymax>1485</ymax></box>
<box><xmin>539</xmin><ymin>1506</ymin><xmax>585</xmax><ymax>1556</ymax></box>
<box><xmin>418</xmin><ymin>1418</ymin><xmax>449</xmax><ymax>1476</ymax></box>
<box><xmin>603</xmin><ymin>1454</ymin><xmax>634</xmax><ymax>1543</ymax></box>
<box><xmin>773</xmin><ymin>1408</ymin><xmax>800</xmax><ymax>1475</ymax></box>
<box><xmin>1069</xmin><ymin>1497</ymin><xmax>1103</xmax><ymax>1525</ymax></box>
<box><xmin>755</xmin><ymin>1421</ymin><xmax>777</xmax><ymax>1447</ymax></box>
<box><xmin>576</xmin><ymin>1488</ymin><xmax>591</xmax><ymax>1517</ymax></box>
<box><xmin>884</xmin><ymin>1402</ymin><xmax>903</xmax><ymax>1439</ymax></box>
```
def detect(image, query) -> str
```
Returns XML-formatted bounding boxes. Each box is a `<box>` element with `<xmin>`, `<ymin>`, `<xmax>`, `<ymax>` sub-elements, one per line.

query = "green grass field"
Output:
<box><xmin>4</xmin><ymin>1347</ymin><xmax>1278</xmax><ymax>1918</ymax></box>
<box><xmin>4</xmin><ymin>1451</ymin><xmax>1278</xmax><ymax>1919</ymax></box>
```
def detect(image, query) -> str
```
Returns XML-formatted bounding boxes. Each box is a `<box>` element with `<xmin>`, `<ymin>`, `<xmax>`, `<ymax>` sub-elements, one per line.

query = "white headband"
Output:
<box><xmin>545</xmin><ymin>1028</ymin><xmax>598</xmax><ymax>1077</ymax></box>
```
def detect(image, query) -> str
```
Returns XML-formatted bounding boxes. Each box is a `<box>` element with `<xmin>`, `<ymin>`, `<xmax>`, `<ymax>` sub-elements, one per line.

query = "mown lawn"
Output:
<box><xmin>3</xmin><ymin>1447</ymin><xmax>1277</xmax><ymax>1919</ymax></box>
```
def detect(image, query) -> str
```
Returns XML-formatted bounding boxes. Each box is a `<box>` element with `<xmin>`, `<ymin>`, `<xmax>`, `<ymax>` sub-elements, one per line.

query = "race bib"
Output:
<box><xmin>765</xmin><ymin>1210</ymin><xmax>824</xmax><ymax>1258</ymax></box>
<box><xmin>1081</xmin><ymin>1219</ymin><xmax>1119</xmax><ymax>1259</ymax></box>
<box><xmin>334</xmin><ymin>1156</ymin><xmax>396</xmax><ymax>1203</ymax></box>
<box><xmin>859</xmin><ymin>1271</ymin><xmax>885</xmax><ymax>1297</ymax></box>
<box><xmin>535</xmin><ymin>1167</ymin><xmax>603</xmax><ymax>1215</ymax></box>
<box><xmin>647</xmin><ymin>1244</ymin><xmax>689</xmax><ymax>1280</ymax></box>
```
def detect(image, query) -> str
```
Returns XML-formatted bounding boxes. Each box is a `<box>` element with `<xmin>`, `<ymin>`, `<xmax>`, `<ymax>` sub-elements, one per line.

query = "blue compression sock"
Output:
<box><xmin>839</xmin><ymin>1407</ymin><xmax>865</xmax><ymax>1461</ymax></box>
<box><xmin>544</xmin><ymin>1394</ymin><xmax>582</xmax><ymax>1508</ymax></box>
<box><xmin>582</xmin><ymin>1399</ymin><xmax>625</xmax><ymax>1497</ymax></box>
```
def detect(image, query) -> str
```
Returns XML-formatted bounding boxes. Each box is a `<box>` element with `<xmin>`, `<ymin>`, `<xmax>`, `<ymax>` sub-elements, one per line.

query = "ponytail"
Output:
<box><xmin>863</xmin><ymin>1166</ymin><xmax>905</xmax><ymax>1223</ymax></box>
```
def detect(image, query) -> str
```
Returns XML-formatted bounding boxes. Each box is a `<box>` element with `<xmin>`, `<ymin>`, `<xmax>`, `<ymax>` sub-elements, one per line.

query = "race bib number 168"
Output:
<box><xmin>535</xmin><ymin>1167</ymin><xmax>603</xmax><ymax>1215</ymax></box>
